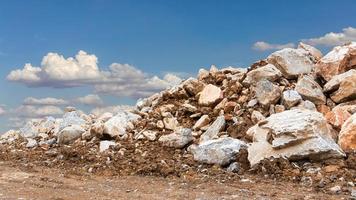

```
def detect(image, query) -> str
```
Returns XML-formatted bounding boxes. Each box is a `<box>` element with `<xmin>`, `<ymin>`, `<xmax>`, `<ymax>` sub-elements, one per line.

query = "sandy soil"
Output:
<box><xmin>0</xmin><ymin>161</ymin><xmax>348</xmax><ymax>200</ymax></box>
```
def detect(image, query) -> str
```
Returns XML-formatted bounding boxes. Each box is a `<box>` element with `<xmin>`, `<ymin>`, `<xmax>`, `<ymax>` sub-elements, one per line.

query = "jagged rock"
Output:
<box><xmin>190</xmin><ymin>137</ymin><xmax>248</xmax><ymax>166</ymax></box>
<box><xmin>59</xmin><ymin>111</ymin><xmax>87</xmax><ymax>131</ymax></box>
<box><xmin>255</xmin><ymin>80</ymin><xmax>281</xmax><ymax>107</ymax></box>
<box><xmin>97</xmin><ymin>112</ymin><xmax>114</xmax><ymax>122</ymax></box>
<box><xmin>19</xmin><ymin>120</ymin><xmax>41</xmax><ymax>139</ymax></box>
<box><xmin>26</xmin><ymin>138</ymin><xmax>37</xmax><ymax>148</ymax></box>
<box><xmin>163</xmin><ymin>117</ymin><xmax>179</xmax><ymax>131</ymax></box>
<box><xmin>338</xmin><ymin>113</ymin><xmax>356</xmax><ymax>151</ymax></box>
<box><xmin>326</xmin><ymin>103</ymin><xmax>356</xmax><ymax>129</ymax></box>
<box><xmin>142</xmin><ymin>130</ymin><xmax>157</xmax><ymax>141</ymax></box>
<box><xmin>330</xmin><ymin>73</ymin><xmax>356</xmax><ymax>103</ymax></box>
<box><xmin>0</xmin><ymin>130</ymin><xmax>21</xmax><ymax>143</ymax></box>
<box><xmin>99</xmin><ymin>140</ymin><xmax>116</xmax><ymax>152</ymax></box>
<box><xmin>298</xmin><ymin>42</ymin><xmax>323</xmax><ymax>61</ymax></box>
<box><xmin>197</xmin><ymin>68</ymin><xmax>209</xmax><ymax>81</ymax></box>
<box><xmin>248</xmin><ymin>109</ymin><xmax>345</xmax><ymax>166</ymax></box>
<box><xmin>324</xmin><ymin>69</ymin><xmax>356</xmax><ymax>93</ymax></box>
<box><xmin>103</xmin><ymin>111</ymin><xmax>141</xmax><ymax>138</ymax></box>
<box><xmin>282</xmin><ymin>90</ymin><xmax>302</xmax><ymax>109</ymax></box>
<box><xmin>200</xmin><ymin>116</ymin><xmax>225</xmax><ymax>142</ymax></box>
<box><xmin>296</xmin><ymin>100</ymin><xmax>317</xmax><ymax>111</ymax></box>
<box><xmin>90</xmin><ymin>121</ymin><xmax>105</xmax><ymax>137</ymax></box>
<box><xmin>251</xmin><ymin>110</ymin><xmax>265</xmax><ymax>124</ymax></box>
<box><xmin>198</xmin><ymin>84</ymin><xmax>223</xmax><ymax>106</ymax></box>
<box><xmin>243</xmin><ymin>64</ymin><xmax>282</xmax><ymax>86</ymax></box>
<box><xmin>247</xmin><ymin>99</ymin><xmax>258</xmax><ymax>108</ymax></box>
<box><xmin>267</xmin><ymin>48</ymin><xmax>315</xmax><ymax>79</ymax></box>
<box><xmin>295</xmin><ymin>75</ymin><xmax>326</xmax><ymax>105</ymax></box>
<box><xmin>57</xmin><ymin>125</ymin><xmax>85</xmax><ymax>145</ymax></box>
<box><xmin>181</xmin><ymin>78</ymin><xmax>205</xmax><ymax>96</ymax></box>
<box><xmin>193</xmin><ymin>115</ymin><xmax>211</xmax><ymax>130</ymax></box>
<box><xmin>158</xmin><ymin>128</ymin><xmax>193</xmax><ymax>148</ymax></box>
<box><xmin>316</xmin><ymin>42</ymin><xmax>356</xmax><ymax>81</ymax></box>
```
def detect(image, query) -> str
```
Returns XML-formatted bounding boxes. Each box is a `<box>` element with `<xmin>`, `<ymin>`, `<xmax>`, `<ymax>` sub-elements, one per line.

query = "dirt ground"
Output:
<box><xmin>0</xmin><ymin>161</ymin><xmax>349</xmax><ymax>200</ymax></box>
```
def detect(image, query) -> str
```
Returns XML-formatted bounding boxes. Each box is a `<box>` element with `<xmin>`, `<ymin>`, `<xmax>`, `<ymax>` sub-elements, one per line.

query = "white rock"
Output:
<box><xmin>248</xmin><ymin>109</ymin><xmax>345</xmax><ymax>166</ymax></box>
<box><xmin>255</xmin><ymin>80</ymin><xmax>281</xmax><ymax>107</ymax></box>
<box><xmin>97</xmin><ymin>112</ymin><xmax>114</xmax><ymax>122</ymax></box>
<box><xmin>26</xmin><ymin>138</ymin><xmax>37</xmax><ymax>148</ymax></box>
<box><xmin>158</xmin><ymin>128</ymin><xmax>193</xmax><ymax>148</ymax></box>
<box><xmin>59</xmin><ymin>111</ymin><xmax>87</xmax><ymax>131</ymax></box>
<box><xmin>193</xmin><ymin>115</ymin><xmax>211</xmax><ymax>130</ymax></box>
<box><xmin>142</xmin><ymin>130</ymin><xmax>157</xmax><ymax>141</ymax></box>
<box><xmin>243</xmin><ymin>64</ymin><xmax>282</xmax><ymax>86</ymax></box>
<box><xmin>296</xmin><ymin>100</ymin><xmax>317</xmax><ymax>111</ymax></box>
<box><xmin>163</xmin><ymin>117</ymin><xmax>179</xmax><ymax>131</ymax></box>
<box><xmin>324</xmin><ymin>69</ymin><xmax>356</xmax><ymax>93</ymax></box>
<box><xmin>103</xmin><ymin>111</ymin><xmax>141</xmax><ymax>138</ymax></box>
<box><xmin>57</xmin><ymin>125</ymin><xmax>85</xmax><ymax>145</ymax></box>
<box><xmin>198</xmin><ymin>84</ymin><xmax>223</xmax><ymax>106</ymax></box>
<box><xmin>295</xmin><ymin>75</ymin><xmax>326</xmax><ymax>105</ymax></box>
<box><xmin>99</xmin><ymin>140</ymin><xmax>116</xmax><ymax>152</ymax></box>
<box><xmin>190</xmin><ymin>137</ymin><xmax>248</xmax><ymax>166</ymax></box>
<box><xmin>200</xmin><ymin>116</ymin><xmax>225</xmax><ymax>142</ymax></box>
<box><xmin>282</xmin><ymin>90</ymin><xmax>302</xmax><ymax>109</ymax></box>
<box><xmin>0</xmin><ymin>130</ymin><xmax>21</xmax><ymax>143</ymax></box>
<box><xmin>298</xmin><ymin>42</ymin><xmax>323</xmax><ymax>61</ymax></box>
<box><xmin>251</xmin><ymin>110</ymin><xmax>265</xmax><ymax>124</ymax></box>
<box><xmin>267</xmin><ymin>48</ymin><xmax>315</xmax><ymax>79</ymax></box>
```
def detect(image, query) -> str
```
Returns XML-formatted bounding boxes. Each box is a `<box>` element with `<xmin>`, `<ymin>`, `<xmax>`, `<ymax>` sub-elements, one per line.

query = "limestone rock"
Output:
<box><xmin>103</xmin><ymin>111</ymin><xmax>141</xmax><ymax>138</ymax></box>
<box><xmin>0</xmin><ymin>130</ymin><xmax>21</xmax><ymax>143</ymax></box>
<box><xmin>282</xmin><ymin>90</ymin><xmax>302</xmax><ymax>109</ymax></box>
<box><xmin>26</xmin><ymin>138</ymin><xmax>37</xmax><ymax>148</ymax></box>
<box><xmin>296</xmin><ymin>100</ymin><xmax>317</xmax><ymax>111</ymax></box>
<box><xmin>182</xmin><ymin>78</ymin><xmax>205</xmax><ymax>96</ymax></box>
<box><xmin>298</xmin><ymin>42</ymin><xmax>323</xmax><ymax>61</ymax></box>
<box><xmin>59</xmin><ymin>111</ymin><xmax>87</xmax><ymax>131</ymax></box>
<box><xmin>198</xmin><ymin>84</ymin><xmax>223</xmax><ymax>106</ymax></box>
<box><xmin>193</xmin><ymin>115</ymin><xmax>211</xmax><ymax>130</ymax></box>
<box><xmin>316</xmin><ymin>42</ymin><xmax>356</xmax><ymax>81</ymax></box>
<box><xmin>158</xmin><ymin>128</ymin><xmax>193</xmax><ymax>148</ymax></box>
<box><xmin>248</xmin><ymin>109</ymin><xmax>345</xmax><ymax>166</ymax></box>
<box><xmin>190</xmin><ymin>137</ymin><xmax>248</xmax><ymax>166</ymax></box>
<box><xmin>163</xmin><ymin>117</ymin><xmax>179</xmax><ymax>131</ymax></box>
<box><xmin>57</xmin><ymin>125</ymin><xmax>85</xmax><ymax>145</ymax></box>
<box><xmin>324</xmin><ymin>69</ymin><xmax>356</xmax><ymax>93</ymax></box>
<box><xmin>243</xmin><ymin>64</ymin><xmax>282</xmax><ymax>86</ymax></box>
<box><xmin>295</xmin><ymin>75</ymin><xmax>326</xmax><ymax>105</ymax></box>
<box><xmin>255</xmin><ymin>80</ymin><xmax>281</xmax><ymax>107</ymax></box>
<box><xmin>330</xmin><ymin>73</ymin><xmax>356</xmax><ymax>103</ymax></box>
<box><xmin>267</xmin><ymin>48</ymin><xmax>315</xmax><ymax>79</ymax></box>
<box><xmin>99</xmin><ymin>140</ymin><xmax>116</xmax><ymax>152</ymax></box>
<box><xmin>142</xmin><ymin>130</ymin><xmax>157</xmax><ymax>141</ymax></box>
<box><xmin>338</xmin><ymin>113</ymin><xmax>356</xmax><ymax>151</ymax></box>
<box><xmin>251</xmin><ymin>110</ymin><xmax>265</xmax><ymax>124</ymax></box>
<box><xmin>326</xmin><ymin>103</ymin><xmax>356</xmax><ymax>129</ymax></box>
<box><xmin>200</xmin><ymin>116</ymin><xmax>225</xmax><ymax>142</ymax></box>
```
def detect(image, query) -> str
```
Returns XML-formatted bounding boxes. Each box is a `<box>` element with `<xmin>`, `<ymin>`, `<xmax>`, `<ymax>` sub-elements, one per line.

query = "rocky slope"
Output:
<box><xmin>1</xmin><ymin>42</ymin><xmax>356</xmax><ymax>198</ymax></box>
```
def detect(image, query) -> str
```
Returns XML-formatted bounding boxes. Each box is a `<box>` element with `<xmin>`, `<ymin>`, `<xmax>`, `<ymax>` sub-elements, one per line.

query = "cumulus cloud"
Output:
<box><xmin>0</xmin><ymin>106</ymin><xmax>6</xmax><ymax>115</ymax></box>
<box><xmin>75</xmin><ymin>94</ymin><xmax>103</xmax><ymax>106</ymax></box>
<box><xmin>14</xmin><ymin>105</ymin><xmax>63</xmax><ymax>118</ymax></box>
<box><xmin>252</xmin><ymin>41</ymin><xmax>295</xmax><ymax>51</ymax></box>
<box><xmin>7</xmin><ymin>51</ymin><xmax>182</xmax><ymax>98</ymax></box>
<box><xmin>90</xmin><ymin>105</ymin><xmax>134</xmax><ymax>116</ymax></box>
<box><xmin>23</xmin><ymin>97</ymin><xmax>69</xmax><ymax>106</ymax></box>
<box><xmin>303</xmin><ymin>27</ymin><xmax>356</xmax><ymax>46</ymax></box>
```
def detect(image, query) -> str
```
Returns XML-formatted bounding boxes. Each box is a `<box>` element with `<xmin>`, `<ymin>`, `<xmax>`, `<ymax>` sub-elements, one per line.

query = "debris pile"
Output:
<box><xmin>1</xmin><ymin>42</ymin><xmax>356</xmax><ymax>196</ymax></box>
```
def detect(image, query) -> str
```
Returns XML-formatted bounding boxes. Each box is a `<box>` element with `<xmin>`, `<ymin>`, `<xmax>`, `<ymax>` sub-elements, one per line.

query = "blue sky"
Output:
<box><xmin>0</xmin><ymin>0</ymin><xmax>356</xmax><ymax>132</ymax></box>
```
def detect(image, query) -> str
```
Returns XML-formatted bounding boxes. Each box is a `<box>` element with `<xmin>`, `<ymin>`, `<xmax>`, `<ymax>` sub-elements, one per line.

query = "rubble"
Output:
<box><xmin>158</xmin><ymin>128</ymin><xmax>193</xmax><ymax>148</ymax></box>
<box><xmin>103</xmin><ymin>111</ymin><xmax>141</xmax><ymax>138</ymax></box>
<box><xmin>198</xmin><ymin>84</ymin><xmax>223</xmax><ymax>106</ymax></box>
<box><xmin>200</xmin><ymin>116</ymin><xmax>225</xmax><ymax>142</ymax></box>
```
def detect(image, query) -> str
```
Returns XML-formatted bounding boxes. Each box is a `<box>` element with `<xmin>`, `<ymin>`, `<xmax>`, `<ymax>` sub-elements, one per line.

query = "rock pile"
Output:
<box><xmin>1</xmin><ymin>42</ymin><xmax>356</xmax><ymax>195</ymax></box>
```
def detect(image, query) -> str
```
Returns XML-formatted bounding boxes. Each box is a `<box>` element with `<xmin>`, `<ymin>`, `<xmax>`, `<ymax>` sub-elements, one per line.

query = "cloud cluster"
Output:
<box><xmin>23</xmin><ymin>97</ymin><xmax>69</xmax><ymax>106</ymax></box>
<box><xmin>14</xmin><ymin>105</ymin><xmax>64</xmax><ymax>118</ymax></box>
<box><xmin>7</xmin><ymin>51</ymin><xmax>182</xmax><ymax>98</ymax></box>
<box><xmin>252</xmin><ymin>41</ymin><xmax>295</xmax><ymax>51</ymax></box>
<box><xmin>75</xmin><ymin>94</ymin><xmax>103</xmax><ymax>106</ymax></box>
<box><xmin>303</xmin><ymin>27</ymin><xmax>356</xmax><ymax>46</ymax></box>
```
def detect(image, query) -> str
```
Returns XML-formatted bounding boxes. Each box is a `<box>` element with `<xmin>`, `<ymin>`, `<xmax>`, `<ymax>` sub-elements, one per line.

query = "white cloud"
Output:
<box><xmin>0</xmin><ymin>107</ymin><xmax>6</xmax><ymax>115</ymax></box>
<box><xmin>90</xmin><ymin>105</ymin><xmax>134</xmax><ymax>116</ymax></box>
<box><xmin>14</xmin><ymin>105</ymin><xmax>63</xmax><ymax>118</ymax></box>
<box><xmin>75</xmin><ymin>94</ymin><xmax>103</xmax><ymax>106</ymax></box>
<box><xmin>23</xmin><ymin>97</ymin><xmax>69</xmax><ymax>106</ymax></box>
<box><xmin>303</xmin><ymin>27</ymin><xmax>356</xmax><ymax>46</ymax></box>
<box><xmin>252</xmin><ymin>41</ymin><xmax>295</xmax><ymax>51</ymax></box>
<box><xmin>7</xmin><ymin>51</ymin><xmax>182</xmax><ymax>98</ymax></box>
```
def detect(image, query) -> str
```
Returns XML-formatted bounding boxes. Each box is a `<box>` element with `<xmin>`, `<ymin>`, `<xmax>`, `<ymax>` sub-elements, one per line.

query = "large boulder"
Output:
<box><xmin>338</xmin><ymin>113</ymin><xmax>356</xmax><ymax>151</ymax></box>
<box><xmin>103</xmin><ymin>111</ymin><xmax>141</xmax><ymax>138</ymax></box>
<box><xmin>255</xmin><ymin>80</ymin><xmax>281</xmax><ymax>107</ymax></box>
<box><xmin>295</xmin><ymin>75</ymin><xmax>326</xmax><ymax>105</ymax></box>
<box><xmin>247</xmin><ymin>109</ymin><xmax>345</xmax><ymax>166</ymax></box>
<box><xmin>329</xmin><ymin>73</ymin><xmax>356</xmax><ymax>103</ymax></box>
<box><xmin>158</xmin><ymin>128</ymin><xmax>193</xmax><ymax>148</ymax></box>
<box><xmin>267</xmin><ymin>48</ymin><xmax>315</xmax><ymax>79</ymax></box>
<box><xmin>190</xmin><ymin>137</ymin><xmax>248</xmax><ymax>166</ymax></box>
<box><xmin>316</xmin><ymin>42</ymin><xmax>356</xmax><ymax>81</ymax></box>
<box><xmin>198</xmin><ymin>84</ymin><xmax>223</xmax><ymax>106</ymax></box>
<box><xmin>57</xmin><ymin>125</ymin><xmax>85</xmax><ymax>144</ymax></box>
<box><xmin>323</xmin><ymin>69</ymin><xmax>356</xmax><ymax>93</ymax></box>
<box><xmin>298</xmin><ymin>42</ymin><xmax>323</xmax><ymax>61</ymax></box>
<box><xmin>200</xmin><ymin>116</ymin><xmax>225</xmax><ymax>142</ymax></box>
<box><xmin>242</xmin><ymin>64</ymin><xmax>282</xmax><ymax>86</ymax></box>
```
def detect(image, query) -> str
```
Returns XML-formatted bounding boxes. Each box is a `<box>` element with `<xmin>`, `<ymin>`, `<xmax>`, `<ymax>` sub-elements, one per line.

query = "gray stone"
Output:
<box><xmin>282</xmin><ymin>90</ymin><xmax>302</xmax><ymax>109</ymax></box>
<box><xmin>57</xmin><ymin>125</ymin><xmax>85</xmax><ymax>145</ymax></box>
<box><xmin>190</xmin><ymin>137</ymin><xmax>248</xmax><ymax>166</ymax></box>
<box><xmin>200</xmin><ymin>116</ymin><xmax>225</xmax><ymax>142</ymax></box>
<box><xmin>158</xmin><ymin>128</ymin><xmax>193</xmax><ymax>148</ymax></box>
